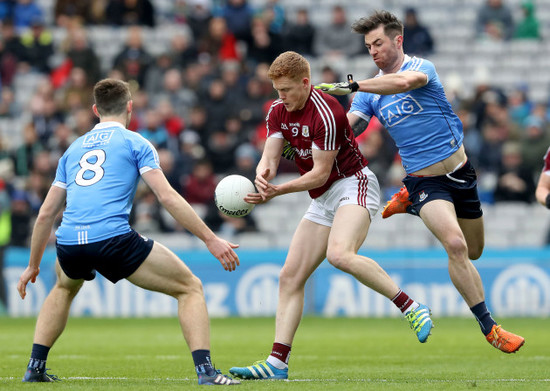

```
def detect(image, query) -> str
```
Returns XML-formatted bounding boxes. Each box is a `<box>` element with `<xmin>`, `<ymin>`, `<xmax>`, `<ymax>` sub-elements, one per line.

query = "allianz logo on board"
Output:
<box><xmin>491</xmin><ymin>264</ymin><xmax>550</xmax><ymax>316</ymax></box>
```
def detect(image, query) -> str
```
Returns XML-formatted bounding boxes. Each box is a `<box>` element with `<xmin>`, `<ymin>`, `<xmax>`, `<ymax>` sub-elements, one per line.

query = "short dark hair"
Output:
<box><xmin>93</xmin><ymin>78</ymin><xmax>131</xmax><ymax>117</ymax></box>
<box><xmin>351</xmin><ymin>10</ymin><xmax>403</xmax><ymax>38</ymax></box>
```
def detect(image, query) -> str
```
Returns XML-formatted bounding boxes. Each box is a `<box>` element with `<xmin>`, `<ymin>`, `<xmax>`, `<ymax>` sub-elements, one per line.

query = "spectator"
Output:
<box><xmin>156</xmin><ymin>98</ymin><xmax>184</xmax><ymax>152</ymax></box>
<box><xmin>313</xmin><ymin>5</ymin><xmax>363</xmax><ymax>59</ymax></box>
<box><xmin>157</xmin><ymin>148</ymin><xmax>184</xmax><ymax>193</ymax></box>
<box><xmin>261</xmin><ymin>0</ymin><xmax>285</xmax><ymax>34</ymax></box>
<box><xmin>112</xmin><ymin>26</ymin><xmax>154</xmax><ymax>86</ymax></box>
<box><xmin>0</xmin><ymin>1</ymin><xmax>15</xmax><ymax>21</ymax></box>
<box><xmin>520</xmin><ymin>116</ymin><xmax>550</xmax><ymax>177</ymax></box>
<box><xmin>13</xmin><ymin>122</ymin><xmax>43</xmax><ymax>177</ymax></box>
<box><xmin>186</xmin><ymin>105</ymin><xmax>209</xmax><ymax>148</ymax></box>
<box><xmin>0</xmin><ymin>20</ymin><xmax>24</xmax><ymax>87</ymax></box>
<box><xmin>31</xmin><ymin>91</ymin><xmax>64</xmax><ymax>147</ymax></box>
<box><xmin>105</xmin><ymin>0</ymin><xmax>155</xmax><ymax>27</ymax></box>
<box><xmin>237</xmin><ymin>77</ymin><xmax>269</xmax><ymax>132</ymax></box>
<box><xmin>48</xmin><ymin>122</ymin><xmax>75</xmax><ymax>162</ymax></box>
<box><xmin>457</xmin><ymin>106</ymin><xmax>483</xmax><ymax>168</ymax></box>
<box><xmin>198</xmin><ymin>16</ymin><xmax>240</xmax><ymax>65</ymax></box>
<box><xmin>13</xmin><ymin>0</ymin><xmax>43</xmax><ymax>33</ymax></box>
<box><xmin>167</xmin><ymin>32</ymin><xmax>198</xmax><ymax>69</ymax></box>
<box><xmin>476</xmin><ymin>0</ymin><xmax>514</xmax><ymax>41</ymax></box>
<box><xmin>283</xmin><ymin>8</ymin><xmax>315</xmax><ymax>57</ymax></box>
<box><xmin>144</xmin><ymin>52</ymin><xmax>176</xmax><ymax>96</ymax></box>
<box><xmin>137</xmin><ymin>108</ymin><xmax>169</xmax><ymax>149</ymax></box>
<box><xmin>60</xmin><ymin>67</ymin><xmax>94</xmax><ymax>112</ymax></box>
<box><xmin>0</xmin><ymin>86</ymin><xmax>21</xmax><ymax>117</ymax></box>
<box><xmin>513</xmin><ymin>1</ymin><xmax>540</xmax><ymax>40</ymax></box>
<box><xmin>184</xmin><ymin>0</ymin><xmax>212</xmax><ymax>43</ymax></box>
<box><xmin>63</xmin><ymin>26</ymin><xmax>102</xmax><ymax>85</ymax></box>
<box><xmin>18</xmin><ymin>16</ymin><xmax>54</xmax><ymax>73</ymax></box>
<box><xmin>220</xmin><ymin>60</ymin><xmax>246</xmax><ymax>102</ymax></box>
<box><xmin>183</xmin><ymin>158</ymin><xmax>217</xmax><ymax>205</ymax></box>
<box><xmin>153</xmin><ymin>68</ymin><xmax>197</xmax><ymax>123</ymax></box>
<box><xmin>54</xmin><ymin>0</ymin><xmax>105</xmax><ymax>27</ymax></box>
<box><xmin>494</xmin><ymin>141</ymin><xmax>535</xmax><ymax>203</ymax></box>
<box><xmin>402</xmin><ymin>7</ymin><xmax>434</xmax><ymax>56</ymax></box>
<box><xmin>10</xmin><ymin>188</ymin><xmax>31</xmax><ymax>247</ymax></box>
<box><xmin>219</xmin><ymin>0</ymin><xmax>254</xmax><ymax>43</ymax></box>
<box><xmin>200</xmin><ymin>78</ymin><xmax>234</xmax><ymax>135</ymax></box>
<box><xmin>246</xmin><ymin>16</ymin><xmax>282</xmax><ymax>67</ymax></box>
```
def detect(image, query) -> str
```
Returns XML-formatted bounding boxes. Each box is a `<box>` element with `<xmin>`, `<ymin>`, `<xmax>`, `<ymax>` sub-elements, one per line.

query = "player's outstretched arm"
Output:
<box><xmin>316</xmin><ymin>71</ymin><xmax>427</xmax><ymax>96</ymax></box>
<box><xmin>142</xmin><ymin>169</ymin><xmax>240</xmax><ymax>271</ymax></box>
<box><xmin>18</xmin><ymin>185</ymin><xmax>66</xmax><ymax>299</ymax></box>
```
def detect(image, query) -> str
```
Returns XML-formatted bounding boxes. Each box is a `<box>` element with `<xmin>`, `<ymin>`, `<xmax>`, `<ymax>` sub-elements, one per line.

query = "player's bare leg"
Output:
<box><xmin>274</xmin><ymin>219</ymin><xmax>330</xmax><ymax>344</ymax></box>
<box><xmin>230</xmin><ymin>219</ymin><xmax>329</xmax><ymax>380</ymax></box>
<box><xmin>458</xmin><ymin>216</ymin><xmax>485</xmax><ymax>260</ymax></box>
<box><xmin>420</xmin><ymin>200</ymin><xmax>524</xmax><ymax>352</ymax></box>
<box><xmin>128</xmin><ymin>242</ymin><xmax>210</xmax><ymax>350</ymax></box>
<box><xmin>128</xmin><ymin>242</ymin><xmax>239</xmax><ymax>385</ymax></box>
<box><xmin>326</xmin><ymin>205</ymin><xmax>400</xmax><ymax>297</ymax></box>
<box><xmin>327</xmin><ymin>205</ymin><xmax>432</xmax><ymax>342</ymax></box>
<box><xmin>420</xmin><ymin>200</ymin><xmax>484</xmax><ymax>305</ymax></box>
<box><xmin>24</xmin><ymin>261</ymin><xmax>83</xmax><ymax>382</ymax></box>
<box><xmin>33</xmin><ymin>262</ymin><xmax>83</xmax><ymax>347</ymax></box>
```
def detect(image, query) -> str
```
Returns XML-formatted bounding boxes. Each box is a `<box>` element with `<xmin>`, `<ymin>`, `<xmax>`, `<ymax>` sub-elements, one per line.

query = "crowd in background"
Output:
<box><xmin>0</xmin><ymin>0</ymin><xmax>548</xmax><ymax>253</ymax></box>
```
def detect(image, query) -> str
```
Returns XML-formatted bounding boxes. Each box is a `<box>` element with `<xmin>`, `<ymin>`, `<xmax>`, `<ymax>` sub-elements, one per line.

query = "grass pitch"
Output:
<box><xmin>1</xmin><ymin>317</ymin><xmax>548</xmax><ymax>390</ymax></box>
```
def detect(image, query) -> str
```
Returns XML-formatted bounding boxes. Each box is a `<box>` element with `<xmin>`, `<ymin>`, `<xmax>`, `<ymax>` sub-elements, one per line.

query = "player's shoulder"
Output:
<box><xmin>406</xmin><ymin>56</ymin><xmax>435</xmax><ymax>72</ymax></box>
<box><xmin>310</xmin><ymin>88</ymin><xmax>347</xmax><ymax>118</ymax></box>
<box><xmin>266</xmin><ymin>98</ymin><xmax>285</xmax><ymax>118</ymax></box>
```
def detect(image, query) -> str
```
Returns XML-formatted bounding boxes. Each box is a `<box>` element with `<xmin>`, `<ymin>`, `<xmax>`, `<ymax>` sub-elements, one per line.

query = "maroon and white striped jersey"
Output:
<box><xmin>543</xmin><ymin>147</ymin><xmax>550</xmax><ymax>174</ymax></box>
<box><xmin>266</xmin><ymin>87</ymin><xmax>368</xmax><ymax>198</ymax></box>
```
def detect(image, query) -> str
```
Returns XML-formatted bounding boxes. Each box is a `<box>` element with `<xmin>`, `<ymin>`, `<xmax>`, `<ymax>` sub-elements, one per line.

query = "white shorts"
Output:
<box><xmin>304</xmin><ymin>166</ymin><xmax>380</xmax><ymax>227</ymax></box>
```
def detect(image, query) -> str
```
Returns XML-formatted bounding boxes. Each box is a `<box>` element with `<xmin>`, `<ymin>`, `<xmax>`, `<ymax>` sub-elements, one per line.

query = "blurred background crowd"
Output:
<box><xmin>0</xmin><ymin>0</ymin><xmax>549</xmax><ymax>255</ymax></box>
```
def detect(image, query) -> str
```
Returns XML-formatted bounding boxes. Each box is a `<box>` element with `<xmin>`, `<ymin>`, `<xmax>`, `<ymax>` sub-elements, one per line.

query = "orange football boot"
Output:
<box><xmin>486</xmin><ymin>325</ymin><xmax>525</xmax><ymax>353</ymax></box>
<box><xmin>382</xmin><ymin>186</ymin><xmax>412</xmax><ymax>219</ymax></box>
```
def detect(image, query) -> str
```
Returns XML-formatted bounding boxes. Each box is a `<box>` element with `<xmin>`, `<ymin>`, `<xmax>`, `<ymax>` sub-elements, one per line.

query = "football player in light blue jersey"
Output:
<box><xmin>17</xmin><ymin>79</ymin><xmax>240</xmax><ymax>385</ymax></box>
<box><xmin>315</xmin><ymin>10</ymin><xmax>524</xmax><ymax>354</ymax></box>
<box><xmin>54</xmin><ymin>121</ymin><xmax>160</xmax><ymax>245</ymax></box>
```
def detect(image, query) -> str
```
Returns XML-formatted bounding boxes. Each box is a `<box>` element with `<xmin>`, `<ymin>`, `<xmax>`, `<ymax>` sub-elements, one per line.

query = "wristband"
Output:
<box><xmin>349</xmin><ymin>81</ymin><xmax>359</xmax><ymax>92</ymax></box>
<box><xmin>545</xmin><ymin>193</ymin><xmax>550</xmax><ymax>209</ymax></box>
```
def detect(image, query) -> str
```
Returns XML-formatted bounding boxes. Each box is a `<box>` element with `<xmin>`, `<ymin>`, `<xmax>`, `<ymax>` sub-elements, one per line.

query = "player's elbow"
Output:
<box><xmin>35</xmin><ymin>208</ymin><xmax>56</xmax><ymax>225</ymax></box>
<box><xmin>156</xmin><ymin>187</ymin><xmax>179</xmax><ymax>209</ymax></box>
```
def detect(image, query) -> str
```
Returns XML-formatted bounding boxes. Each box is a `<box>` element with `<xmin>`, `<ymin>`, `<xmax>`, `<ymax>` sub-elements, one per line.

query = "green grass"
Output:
<box><xmin>1</xmin><ymin>317</ymin><xmax>548</xmax><ymax>390</ymax></box>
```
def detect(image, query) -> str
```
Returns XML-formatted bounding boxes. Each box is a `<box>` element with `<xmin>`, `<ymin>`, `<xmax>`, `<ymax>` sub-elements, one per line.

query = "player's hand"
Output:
<box><xmin>17</xmin><ymin>266</ymin><xmax>40</xmax><ymax>299</ymax></box>
<box><xmin>253</xmin><ymin>169</ymin><xmax>279</xmax><ymax>202</ymax></box>
<box><xmin>315</xmin><ymin>74</ymin><xmax>359</xmax><ymax>95</ymax></box>
<box><xmin>206</xmin><ymin>237</ymin><xmax>240</xmax><ymax>272</ymax></box>
<box><xmin>281</xmin><ymin>141</ymin><xmax>295</xmax><ymax>160</ymax></box>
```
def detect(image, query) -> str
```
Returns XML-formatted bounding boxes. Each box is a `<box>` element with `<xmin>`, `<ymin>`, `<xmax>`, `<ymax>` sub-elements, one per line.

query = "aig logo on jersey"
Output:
<box><xmin>378</xmin><ymin>94</ymin><xmax>423</xmax><ymax>128</ymax></box>
<box><xmin>302</xmin><ymin>125</ymin><xmax>309</xmax><ymax>137</ymax></box>
<box><xmin>83</xmin><ymin>130</ymin><xmax>114</xmax><ymax>148</ymax></box>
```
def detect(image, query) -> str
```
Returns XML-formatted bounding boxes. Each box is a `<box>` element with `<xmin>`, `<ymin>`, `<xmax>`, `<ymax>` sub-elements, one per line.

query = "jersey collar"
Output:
<box><xmin>91</xmin><ymin>121</ymin><xmax>126</xmax><ymax>131</ymax></box>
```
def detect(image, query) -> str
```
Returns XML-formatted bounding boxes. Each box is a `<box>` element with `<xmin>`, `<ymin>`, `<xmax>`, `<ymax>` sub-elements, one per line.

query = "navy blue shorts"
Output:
<box><xmin>402</xmin><ymin>160</ymin><xmax>483</xmax><ymax>219</ymax></box>
<box><xmin>56</xmin><ymin>230</ymin><xmax>154</xmax><ymax>283</ymax></box>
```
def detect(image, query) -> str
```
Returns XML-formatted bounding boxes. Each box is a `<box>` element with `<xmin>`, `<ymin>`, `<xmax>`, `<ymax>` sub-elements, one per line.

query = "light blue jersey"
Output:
<box><xmin>53</xmin><ymin>121</ymin><xmax>160</xmax><ymax>245</ymax></box>
<box><xmin>350</xmin><ymin>55</ymin><xmax>463</xmax><ymax>174</ymax></box>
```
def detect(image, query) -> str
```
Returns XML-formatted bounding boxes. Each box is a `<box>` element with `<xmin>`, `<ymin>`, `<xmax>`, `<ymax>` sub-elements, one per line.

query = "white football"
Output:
<box><xmin>215</xmin><ymin>175</ymin><xmax>256</xmax><ymax>217</ymax></box>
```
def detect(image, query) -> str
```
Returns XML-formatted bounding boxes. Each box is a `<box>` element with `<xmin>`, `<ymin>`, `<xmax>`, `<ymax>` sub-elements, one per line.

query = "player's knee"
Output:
<box><xmin>55</xmin><ymin>280</ymin><xmax>83</xmax><ymax>299</ymax></box>
<box><xmin>279</xmin><ymin>266</ymin><xmax>305</xmax><ymax>291</ymax></box>
<box><xmin>444</xmin><ymin>235</ymin><xmax>469</xmax><ymax>259</ymax></box>
<box><xmin>326</xmin><ymin>248</ymin><xmax>353</xmax><ymax>272</ymax></box>
<box><xmin>445</xmin><ymin>236</ymin><xmax>468</xmax><ymax>259</ymax></box>
<box><xmin>173</xmin><ymin>274</ymin><xmax>203</xmax><ymax>298</ymax></box>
